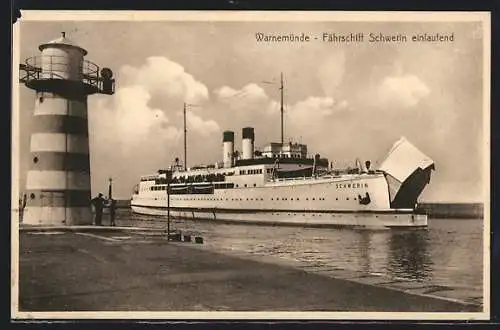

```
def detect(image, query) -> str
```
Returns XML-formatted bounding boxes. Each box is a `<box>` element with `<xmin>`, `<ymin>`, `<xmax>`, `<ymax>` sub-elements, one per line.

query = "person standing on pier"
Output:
<box><xmin>91</xmin><ymin>193</ymin><xmax>105</xmax><ymax>226</ymax></box>
<box><xmin>108</xmin><ymin>198</ymin><xmax>116</xmax><ymax>226</ymax></box>
<box><xmin>19</xmin><ymin>193</ymin><xmax>27</xmax><ymax>223</ymax></box>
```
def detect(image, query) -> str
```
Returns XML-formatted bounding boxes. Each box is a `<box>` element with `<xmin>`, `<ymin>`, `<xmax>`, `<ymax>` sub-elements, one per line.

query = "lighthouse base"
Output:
<box><xmin>22</xmin><ymin>207</ymin><xmax>93</xmax><ymax>226</ymax></box>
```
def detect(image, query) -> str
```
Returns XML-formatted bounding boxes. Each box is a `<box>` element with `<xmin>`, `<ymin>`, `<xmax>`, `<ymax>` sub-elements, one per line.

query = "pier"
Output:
<box><xmin>17</xmin><ymin>226</ymin><xmax>481</xmax><ymax>315</ymax></box>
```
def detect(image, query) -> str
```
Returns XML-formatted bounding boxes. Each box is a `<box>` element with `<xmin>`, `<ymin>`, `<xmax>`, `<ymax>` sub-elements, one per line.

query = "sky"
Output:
<box><xmin>15</xmin><ymin>15</ymin><xmax>487</xmax><ymax>202</ymax></box>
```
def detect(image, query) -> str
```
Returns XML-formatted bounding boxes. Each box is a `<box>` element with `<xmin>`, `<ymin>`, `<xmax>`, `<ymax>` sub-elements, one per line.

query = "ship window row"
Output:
<box><xmin>164</xmin><ymin>196</ymin><xmax>361</xmax><ymax>202</ymax></box>
<box><xmin>234</xmin><ymin>183</ymin><xmax>258</xmax><ymax>188</ymax></box>
<box><xmin>240</xmin><ymin>169</ymin><xmax>263</xmax><ymax>175</ymax></box>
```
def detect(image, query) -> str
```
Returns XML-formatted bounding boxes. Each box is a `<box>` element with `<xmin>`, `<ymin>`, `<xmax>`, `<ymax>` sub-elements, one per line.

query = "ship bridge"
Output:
<box><xmin>261</xmin><ymin>142</ymin><xmax>308</xmax><ymax>159</ymax></box>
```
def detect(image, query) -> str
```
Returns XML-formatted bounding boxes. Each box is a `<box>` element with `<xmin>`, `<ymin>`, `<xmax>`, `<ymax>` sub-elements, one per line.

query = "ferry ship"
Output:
<box><xmin>131</xmin><ymin>75</ymin><xmax>435</xmax><ymax>228</ymax></box>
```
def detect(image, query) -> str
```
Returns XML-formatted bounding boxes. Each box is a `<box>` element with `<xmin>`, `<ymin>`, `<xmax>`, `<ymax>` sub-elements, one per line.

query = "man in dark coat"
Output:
<box><xmin>91</xmin><ymin>193</ymin><xmax>105</xmax><ymax>226</ymax></box>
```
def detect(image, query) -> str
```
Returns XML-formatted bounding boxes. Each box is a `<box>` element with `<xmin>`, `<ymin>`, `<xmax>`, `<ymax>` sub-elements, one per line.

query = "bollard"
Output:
<box><xmin>168</xmin><ymin>232</ymin><xmax>181</xmax><ymax>241</ymax></box>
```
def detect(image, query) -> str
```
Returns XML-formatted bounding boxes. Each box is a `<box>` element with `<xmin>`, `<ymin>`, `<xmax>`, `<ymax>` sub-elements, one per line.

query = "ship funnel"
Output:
<box><xmin>242</xmin><ymin>127</ymin><xmax>255</xmax><ymax>160</ymax></box>
<box><xmin>223</xmin><ymin>131</ymin><xmax>235</xmax><ymax>168</ymax></box>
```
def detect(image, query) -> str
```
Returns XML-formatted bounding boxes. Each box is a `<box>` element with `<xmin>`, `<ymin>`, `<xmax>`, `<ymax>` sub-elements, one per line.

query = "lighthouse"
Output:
<box><xmin>19</xmin><ymin>32</ymin><xmax>115</xmax><ymax>225</ymax></box>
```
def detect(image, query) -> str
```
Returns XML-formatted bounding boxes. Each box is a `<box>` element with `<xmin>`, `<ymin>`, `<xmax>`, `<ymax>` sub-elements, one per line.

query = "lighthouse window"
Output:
<box><xmin>33</xmin><ymin>157</ymin><xmax>39</xmax><ymax>164</ymax></box>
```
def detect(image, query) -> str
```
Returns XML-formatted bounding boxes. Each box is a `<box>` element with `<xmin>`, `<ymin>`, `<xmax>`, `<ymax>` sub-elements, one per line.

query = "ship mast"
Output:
<box><xmin>280</xmin><ymin>72</ymin><xmax>284</xmax><ymax>146</ymax></box>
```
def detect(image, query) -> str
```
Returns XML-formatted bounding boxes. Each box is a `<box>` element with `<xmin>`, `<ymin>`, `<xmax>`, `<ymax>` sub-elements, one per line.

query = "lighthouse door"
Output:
<box><xmin>40</xmin><ymin>191</ymin><xmax>66</xmax><ymax>225</ymax></box>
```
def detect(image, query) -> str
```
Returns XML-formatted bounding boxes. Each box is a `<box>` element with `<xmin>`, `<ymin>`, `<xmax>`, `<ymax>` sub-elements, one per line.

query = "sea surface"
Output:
<box><xmin>114</xmin><ymin>209</ymin><xmax>484</xmax><ymax>300</ymax></box>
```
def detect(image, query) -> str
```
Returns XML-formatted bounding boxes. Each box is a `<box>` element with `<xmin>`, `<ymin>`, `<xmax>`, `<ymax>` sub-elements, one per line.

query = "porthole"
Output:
<box><xmin>33</xmin><ymin>156</ymin><xmax>39</xmax><ymax>164</ymax></box>
<box><xmin>30</xmin><ymin>193</ymin><xmax>35</xmax><ymax>199</ymax></box>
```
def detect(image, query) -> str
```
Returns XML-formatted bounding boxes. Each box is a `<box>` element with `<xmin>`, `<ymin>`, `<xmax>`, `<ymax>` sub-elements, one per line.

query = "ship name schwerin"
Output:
<box><xmin>131</xmin><ymin>74</ymin><xmax>435</xmax><ymax>229</ymax></box>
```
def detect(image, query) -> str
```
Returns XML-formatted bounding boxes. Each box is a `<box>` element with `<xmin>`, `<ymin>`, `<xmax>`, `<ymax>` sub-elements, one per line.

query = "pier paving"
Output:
<box><xmin>17</xmin><ymin>227</ymin><xmax>481</xmax><ymax>313</ymax></box>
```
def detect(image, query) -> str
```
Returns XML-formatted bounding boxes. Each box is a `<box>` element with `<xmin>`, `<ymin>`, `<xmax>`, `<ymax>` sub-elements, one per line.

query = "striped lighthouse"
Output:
<box><xmin>19</xmin><ymin>32</ymin><xmax>115</xmax><ymax>225</ymax></box>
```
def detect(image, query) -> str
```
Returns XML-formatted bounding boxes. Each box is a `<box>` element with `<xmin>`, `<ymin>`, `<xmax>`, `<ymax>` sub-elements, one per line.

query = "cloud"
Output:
<box><xmin>377</xmin><ymin>74</ymin><xmax>431</xmax><ymax>108</ymax></box>
<box><xmin>317</xmin><ymin>52</ymin><xmax>346</xmax><ymax>96</ymax></box>
<box><xmin>92</xmin><ymin>56</ymin><xmax>220</xmax><ymax>152</ymax></box>
<box><xmin>287</xmin><ymin>96</ymin><xmax>349</xmax><ymax>125</ymax></box>
<box><xmin>121</xmin><ymin>56</ymin><xmax>209</xmax><ymax>104</ymax></box>
<box><xmin>214</xmin><ymin>83</ymin><xmax>269</xmax><ymax>104</ymax></box>
<box><xmin>92</xmin><ymin>86</ymin><xmax>181</xmax><ymax>152</ymax></box>
<box><xmin>186</xmin><ymin>111</ymin><xmax>220</xmax><ymax>137</ymax></box>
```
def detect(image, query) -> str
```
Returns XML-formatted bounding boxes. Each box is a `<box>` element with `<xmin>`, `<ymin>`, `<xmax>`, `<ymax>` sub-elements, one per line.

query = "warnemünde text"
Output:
<box><xmin>254</xmin><ymin>32</ymin><xmax>455</xmax><ymax>43</ymax></box>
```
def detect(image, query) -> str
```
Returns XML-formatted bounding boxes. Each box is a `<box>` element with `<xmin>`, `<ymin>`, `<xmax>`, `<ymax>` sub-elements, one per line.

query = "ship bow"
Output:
<box><xmin>379</xmin><ymin>137</ymin><xmax>435</xmax><ymax>209</ymax></box>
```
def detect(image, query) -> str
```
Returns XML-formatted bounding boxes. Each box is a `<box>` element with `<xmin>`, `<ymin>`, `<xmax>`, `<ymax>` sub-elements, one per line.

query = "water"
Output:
<box><xmin>114</xmin><ymin>209</ymin><xmax>483</xmax><ymax>299</ymax></box>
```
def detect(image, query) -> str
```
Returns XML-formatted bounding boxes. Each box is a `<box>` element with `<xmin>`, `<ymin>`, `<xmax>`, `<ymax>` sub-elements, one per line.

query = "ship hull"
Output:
<box><xmin>130</xmin><ymin>205</ymin><xmax>427</xmax><ymax>229</ymax></box>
